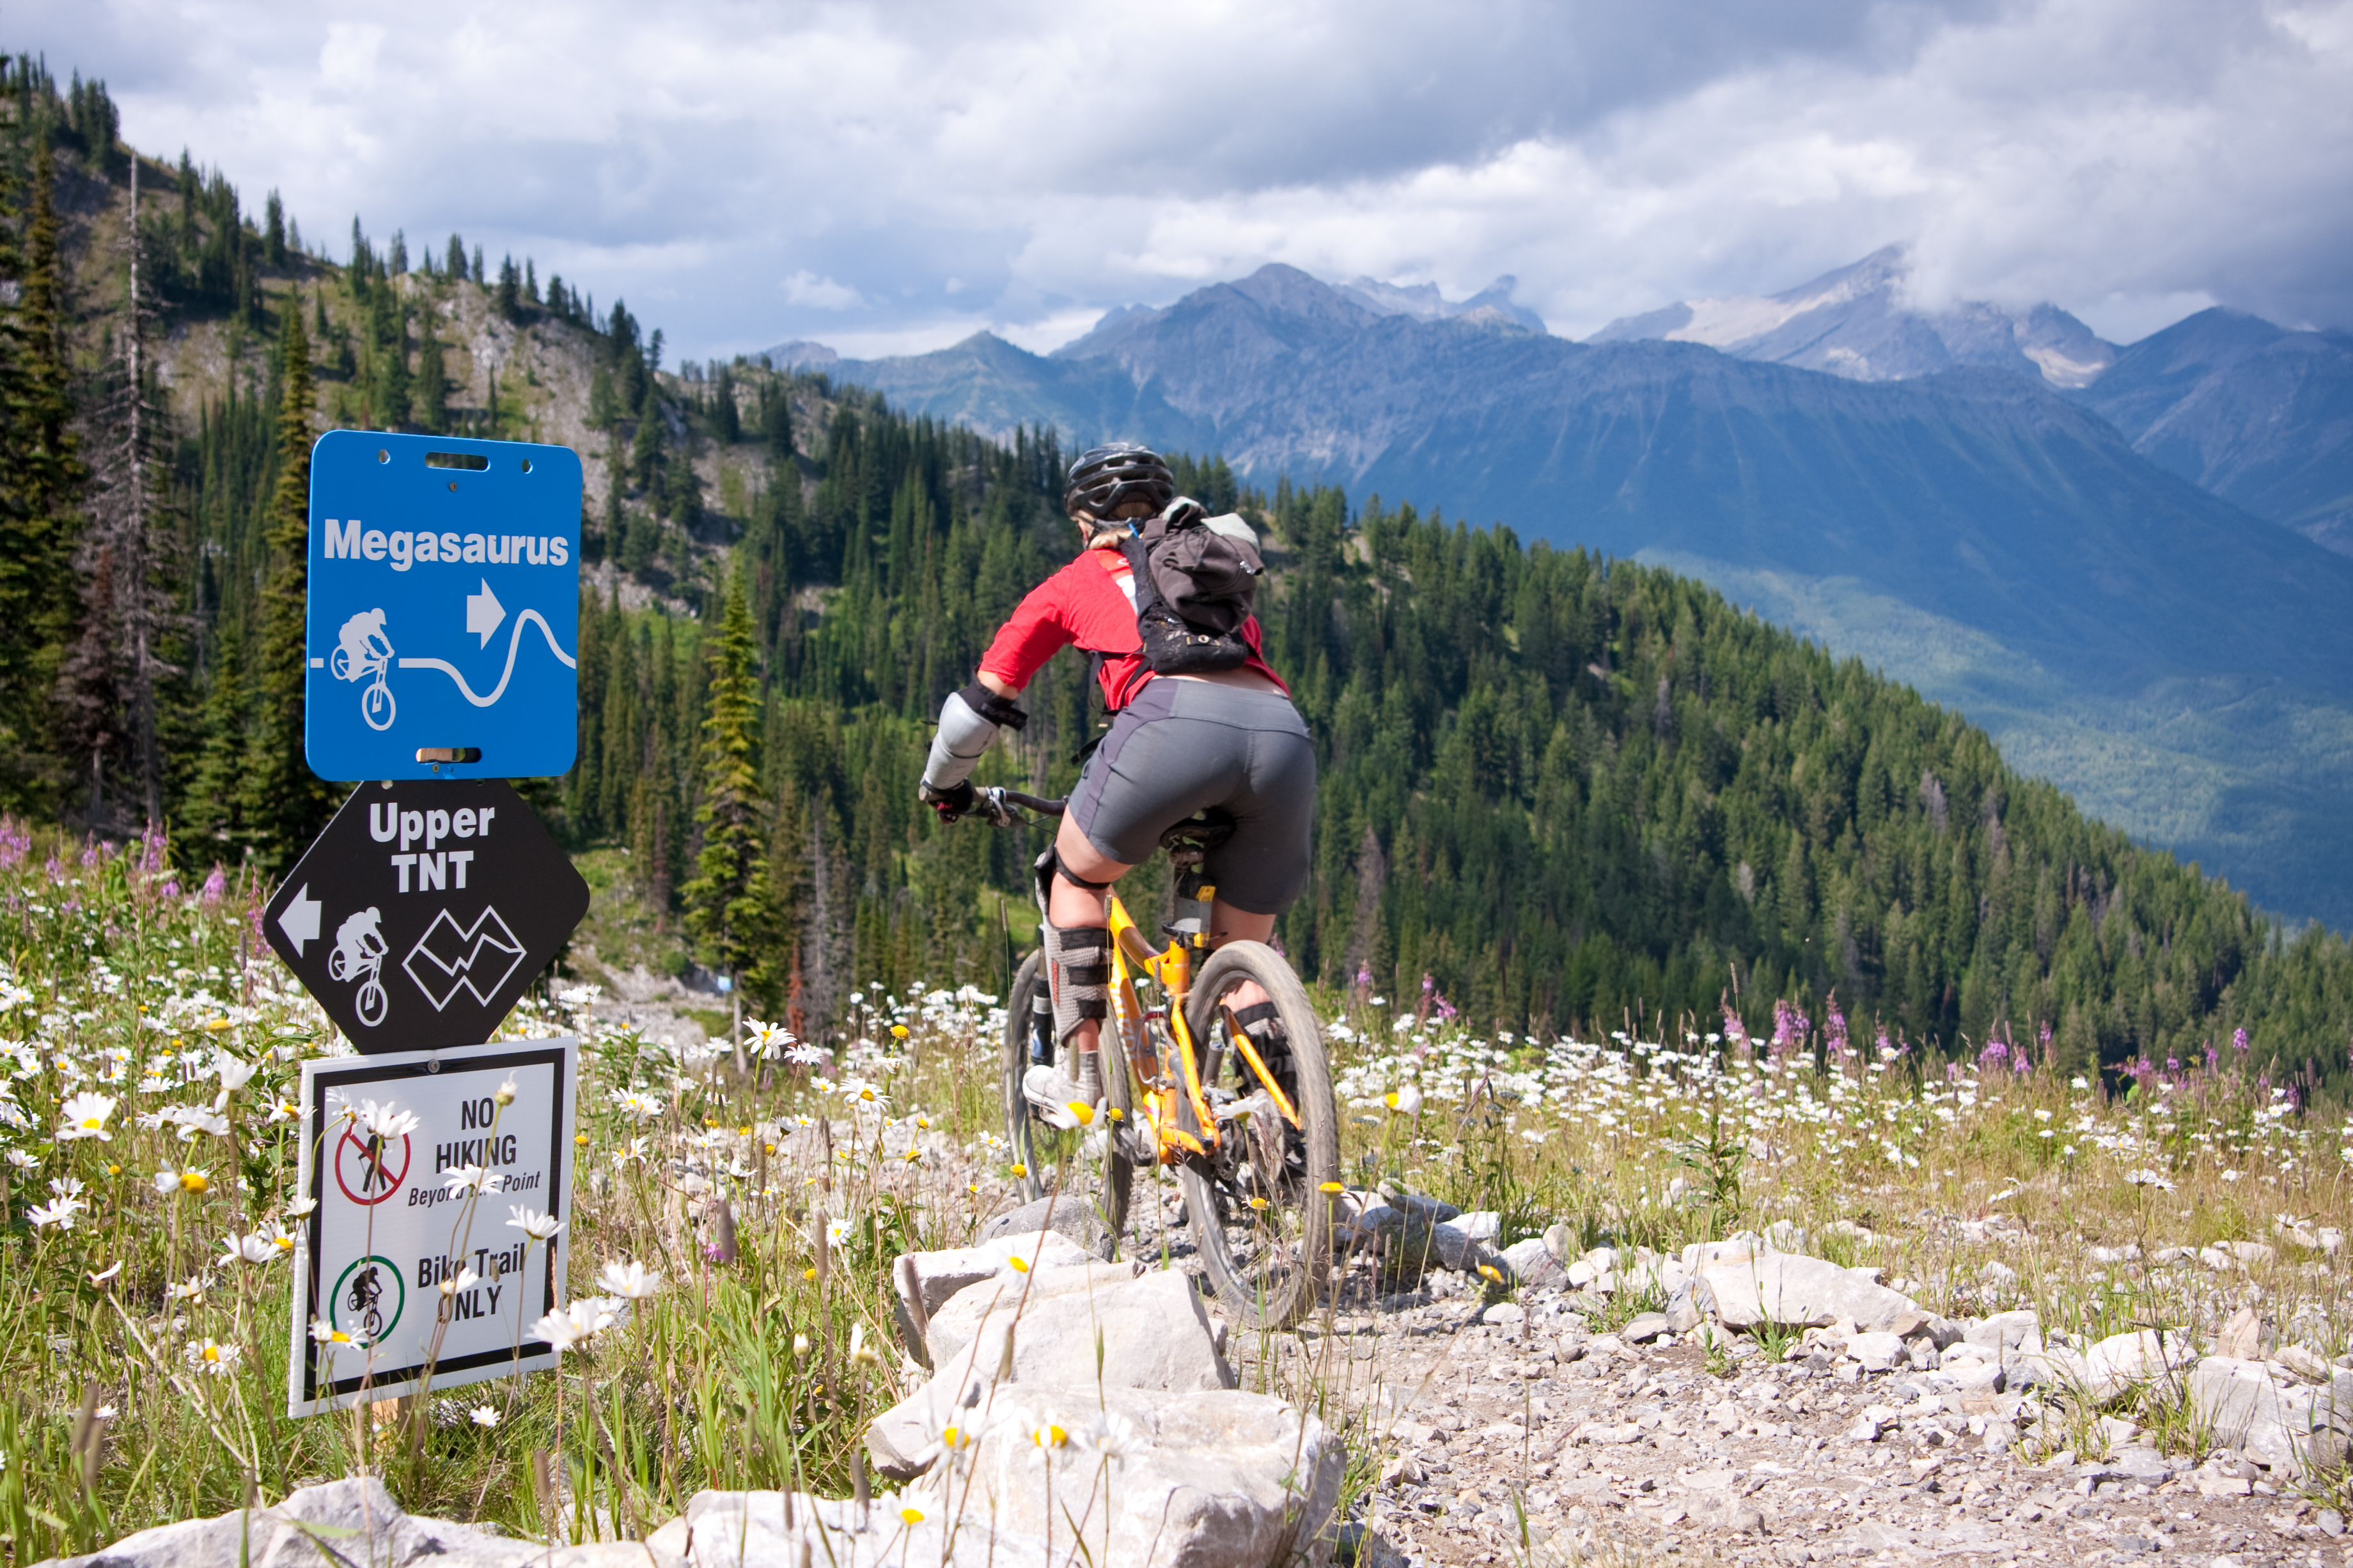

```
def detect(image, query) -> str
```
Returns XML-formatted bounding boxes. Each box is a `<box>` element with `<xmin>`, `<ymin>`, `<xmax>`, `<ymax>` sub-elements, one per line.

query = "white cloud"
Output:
<box><xmin>779</xmin><ymin>271</ymin><xmax>864</xmax><ymax>311</ymax></box>
<box><xmin>17</xmin><ymin>0</ymin><xmax>2351</xmax><ymax>359</ymax></box>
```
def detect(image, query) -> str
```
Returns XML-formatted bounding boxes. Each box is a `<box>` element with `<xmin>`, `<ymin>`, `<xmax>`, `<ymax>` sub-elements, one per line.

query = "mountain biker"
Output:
<box><xmin>918</xmin><ymin>443</ymin><xmax>1315</xmax><ymax>1114</ymax></box>
<box><xmin>336</xmin><ymin>609</ymin><xmax>392</xmax><ymax>678</ymax></box>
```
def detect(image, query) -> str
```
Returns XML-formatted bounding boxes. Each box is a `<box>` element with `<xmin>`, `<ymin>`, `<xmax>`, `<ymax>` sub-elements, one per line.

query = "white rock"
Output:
<box><xmin>647</xmin><ymin>1487</ymin><xmax>1047</xmax><ymax>1567</ymax></box>
<box><xmin>2216</xmin><ymin>1305</ymin><xmax>2262</xmax><ymax>1360</ymax></box>
<box><xmin>870</xmin><ymin>1266</ymin><xmax>1234</xmax><ymax>1481</ymax></box>
<box><xmin>1431</xmin><ymin>1210</ymin><xmax>1501</xmax><ymax>1271</ymax></box>
<box><xmin>1946</xmin><ymin>1358</ymin><xmax>2005</xmax><ymax>1395</ymax></box>
<box><xmin>1501</xmin><ymin>1236</ymin><xmax>1566</xmax><ymax>1287</ymax></box>
<box><xmin>893</xmin><ymin>1230</ymin><xmax>1094</xmax><ymax>1323</ymax></box>
<box><xmin>1696</xmin><ymin>1252</ymin><xmax>1929</xmax><ymax>1336</ymax></box>
<box><xmin>927</xmin><ymin>1384</ymin><xmax>1345</xmax><ymax>1568</ymax></box>
<box><xmin>978</xmin><ymin>1196</ymin><xmax>1116</xmax><ymax>1258</ymax></box>
<box><xmin>669</xmin><ymin>1385</ymin><xmax>1345</xmax><ymax>1567</ymax></box>
<box><xmin>2083</xmin><ymin>1330</ymin><xmax>2196</xmax><ymax>1400</ymax></box>
<box><xmin>2189</xmin><ymin>1356</ymin><xmax>2353</xmax><ymax>1478</ymax></box>
<box><xmin>1964</xmin><ymin>1310</ymin><xmax>2041</xmax><ymax>1353</ymax></box>
<box><xmin>42</xmin><ymin>1477</ymin><xmax>667</xmax><ymax>1568</ymax></box>
<box><xmin>2279</xmin><ymin>1343</ymin><xmax>2335</xmax><ymax>1383</ymax></box>
<box><xmin>1849</xmin><ymin>1332</ymin><xmax>1906</xmax><ymax>1372</ymax></box>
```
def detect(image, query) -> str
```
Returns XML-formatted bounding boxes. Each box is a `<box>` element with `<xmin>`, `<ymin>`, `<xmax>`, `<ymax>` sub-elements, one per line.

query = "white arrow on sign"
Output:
<box><xmin>466</xmin><ymin>579</ymin><xmax>506</xmax><ymax>647</ymax></box>
<box><xmin>279</xmin><ymin>884</ymin><xmax>322</xmax><ymax>956</ymax></box>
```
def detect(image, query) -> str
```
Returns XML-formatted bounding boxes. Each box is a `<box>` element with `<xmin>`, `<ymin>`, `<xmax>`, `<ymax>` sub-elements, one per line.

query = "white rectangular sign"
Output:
<box><xmin>287</xmin><ymin>1040</ymin><xmax>577</xmax><ymax>1415</ymax></box>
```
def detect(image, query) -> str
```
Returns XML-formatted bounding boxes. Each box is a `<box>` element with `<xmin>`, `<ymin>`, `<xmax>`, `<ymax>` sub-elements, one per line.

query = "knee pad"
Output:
<box><xmin>1031</xmin><ymin>848</ymin><xmax>1112</xmax><ymax>917</ymax></box>
<box><xmin>1044</xmin><ymin>924</ymin><xmax>1111</xmax><ymax>1044</ymax></box>
<box><xmin>1052</xmin><ymin>849</ymin><xmax>1114</xmax><ymax>892</ymax></box>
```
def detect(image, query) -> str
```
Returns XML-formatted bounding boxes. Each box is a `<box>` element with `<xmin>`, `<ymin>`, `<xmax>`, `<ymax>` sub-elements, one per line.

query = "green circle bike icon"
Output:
<box><xmin>331</xmin><ymin>1254</ymin><xmax>406</xmax><ymax>1345</ymax></box>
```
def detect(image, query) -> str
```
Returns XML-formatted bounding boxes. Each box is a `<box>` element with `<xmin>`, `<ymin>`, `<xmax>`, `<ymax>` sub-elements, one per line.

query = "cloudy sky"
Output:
<box><xmin>21</xmin><ymin>0</ymin><xmax>2352</xmax><ymax>362</ymax></box>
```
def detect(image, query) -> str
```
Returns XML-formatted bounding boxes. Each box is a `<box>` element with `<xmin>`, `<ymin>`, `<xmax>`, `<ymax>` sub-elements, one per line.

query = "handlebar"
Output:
<box><xmin>970</xmin><ymin>786</ymin><xmax>1066</xmax><ymax>825</ymax></box>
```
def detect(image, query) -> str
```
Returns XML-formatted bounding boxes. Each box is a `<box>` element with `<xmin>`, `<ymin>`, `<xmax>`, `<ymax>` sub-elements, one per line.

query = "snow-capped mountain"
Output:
<box><xmin>1588</xmin><ymin>244</ymin><xmax>2116</xmax><ymax>389</ymax></box>
<box><xmin>1334</xmin><ymin>275</ymin><xmax>1548</xmax><ymax>333</ymax></box>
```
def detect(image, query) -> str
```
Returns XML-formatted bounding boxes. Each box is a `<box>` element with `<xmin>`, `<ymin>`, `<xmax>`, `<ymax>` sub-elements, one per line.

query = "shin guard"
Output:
<box><xmin>1044</xmin><ymin>924</ymin><xmax>1111</xmax><ymax>1046</ymax></box>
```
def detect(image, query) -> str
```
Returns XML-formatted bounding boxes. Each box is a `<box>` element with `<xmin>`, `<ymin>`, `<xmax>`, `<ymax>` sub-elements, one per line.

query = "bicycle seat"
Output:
<box><xmin>1158</xmin><ymin>809</ymin><xmax>1235</xmax><ymax>853</ymax></box>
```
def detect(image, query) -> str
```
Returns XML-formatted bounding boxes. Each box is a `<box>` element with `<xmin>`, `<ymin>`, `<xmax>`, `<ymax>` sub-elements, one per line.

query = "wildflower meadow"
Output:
<box><xmin>0</xmin><ymin>817</ymin><xmax>2343</xmax><ymax>1560</ymax></box>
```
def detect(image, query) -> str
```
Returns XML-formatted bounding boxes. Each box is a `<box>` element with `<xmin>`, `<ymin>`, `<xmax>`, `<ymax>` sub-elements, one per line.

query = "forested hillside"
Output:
<box><xmin>3</xmin><ymin>58</ymin><xmax>2349</xmax><ymax>1089</ymax></box>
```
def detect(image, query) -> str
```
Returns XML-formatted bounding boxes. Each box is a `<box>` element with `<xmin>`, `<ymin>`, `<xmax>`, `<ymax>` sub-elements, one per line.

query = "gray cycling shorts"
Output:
<box><xmin>1067</xmin><ymin>679</ymin><xmax>1317</xmax><ymax>915</ymax></box>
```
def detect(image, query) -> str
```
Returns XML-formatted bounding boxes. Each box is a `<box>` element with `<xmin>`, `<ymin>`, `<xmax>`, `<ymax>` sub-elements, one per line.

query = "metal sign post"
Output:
<box><xmin>286</xmin><ymin>1040</ymin><xmax>577</xmax><ymax>1415</ymax></box>
<box><xmin>263</xmin><ymin>780</ymin><xmax>590</xmax><ymax>1053</ymax></box>
<box><xmin>304</xmin><ymin>431</ymin><xmax>583</xmax><ymax>782</ymax></box>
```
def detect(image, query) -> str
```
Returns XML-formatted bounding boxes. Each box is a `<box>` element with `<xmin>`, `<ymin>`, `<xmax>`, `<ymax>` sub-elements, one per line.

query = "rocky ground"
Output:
<box><xmin>1290</xmin><ymin>1291</ymin><xmax>2346</xmax><ymax>1568</ymax></box>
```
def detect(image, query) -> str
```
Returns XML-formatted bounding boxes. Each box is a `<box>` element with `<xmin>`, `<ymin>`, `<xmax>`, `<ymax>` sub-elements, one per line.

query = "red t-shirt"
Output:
<box><xmin>979</xmin><ymin>546</ymin><xmax>1287</xmax><ymax>711</ymax></box>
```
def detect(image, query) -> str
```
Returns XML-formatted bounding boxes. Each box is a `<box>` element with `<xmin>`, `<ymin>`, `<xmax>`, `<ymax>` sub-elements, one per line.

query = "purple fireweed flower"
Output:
<box><xmin>158</xmin><ymin>880</ymin><xmax>179</xmax><ymax>900</ymax></box>
<box><xmin>199</xmin><ymin>866</ymin><xmax>226</xmax><ymax>906</ymax></box>
<box><xmin>2205</xmin><ymin>1044</ymin><xmax>2219</xmax><ymax>1073</ymax></box>
<box><xmin>1421</xmin><ymin>973</ymin><xmax>1435</xmax><ymax>995</ymax></box>
<box><xmin>2232</xmin><ymin>1028</ymin><xmax>2250</xmax><ymax>1054</ymax></box>
<box><xmin>1979</xmin><ymin>1039</ymin><xmax>2010</xmax><ymax>1067</ymax></box>
<box><xmin>1356</xmin><ymin>965</ymin><xmax>1373</xmax><ymax>989</ymax></box>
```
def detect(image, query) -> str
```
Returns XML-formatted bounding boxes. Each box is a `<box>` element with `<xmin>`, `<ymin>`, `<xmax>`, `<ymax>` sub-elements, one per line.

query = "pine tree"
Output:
<box><xmin>182</xmin><ymin>630</ymin><xmax>249</xmax><ymax>853</ymax></box>
<box><xmin>760</xmin><ymin>379</ymin><xmax>792</xmax><ymax>463</ymax></box>
<box><xmin>0</xmin><ymin>144</ymin><xmax>88</xmax><ymax>810</ymax></box>
<box><xmin>416</xmin><ymin>318</ymin><xmax>448</xmax><ymax>433</ymax></box>
<box><xmin>684</xmin><ymin>569</ymin><xmax>781</xmax><ymax>1013</ymax></box>
<box><xmin>240</xmin><ymin>306</ymin><xmax>334</xmax><ymax>868</ymax></box>
<box><xmin>58</xmin><ymin>154</ymin><xmax>179</xmax><ymax>828</ymax></box>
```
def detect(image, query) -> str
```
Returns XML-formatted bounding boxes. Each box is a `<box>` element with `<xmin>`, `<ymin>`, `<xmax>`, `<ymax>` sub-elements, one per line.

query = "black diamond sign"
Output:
<box><xmin>263</xmin><ymin>780</ymin><xmax>590</xmax><ymax>1053</ymax></box>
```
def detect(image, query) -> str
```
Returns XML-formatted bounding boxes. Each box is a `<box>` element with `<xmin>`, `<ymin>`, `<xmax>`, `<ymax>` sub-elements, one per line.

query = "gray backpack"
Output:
<box><xmin>1119</xmin><ymin>501</ymin><xmax>1266</xmax><ymax>675</ymax></box>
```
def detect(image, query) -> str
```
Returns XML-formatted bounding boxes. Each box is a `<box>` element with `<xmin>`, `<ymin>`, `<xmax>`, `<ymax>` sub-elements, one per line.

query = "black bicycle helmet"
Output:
<box><xmin>1063</xmin><ymin>443</ymin><xmax>1174</xmax><ymax>521</ymax></box>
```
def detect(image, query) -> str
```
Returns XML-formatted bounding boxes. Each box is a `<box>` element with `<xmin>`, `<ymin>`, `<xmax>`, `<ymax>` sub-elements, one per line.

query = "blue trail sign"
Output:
<box><xmin>304</xmin><ymin>432</ymin><xmax>583</xmax><ymax>781</ymax></box>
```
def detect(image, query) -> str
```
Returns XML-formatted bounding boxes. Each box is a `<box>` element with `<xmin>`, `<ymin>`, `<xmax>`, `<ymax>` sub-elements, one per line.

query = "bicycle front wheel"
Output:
<box><xmin>1000</xmin><ymin>949</ymin><xmax>1133</xmax><ymax>1246</ymax></box>
<box><xmin>1176</xmin><ymin>940</ymin><xmax>1340</xmax><ymax>1329</ymax></box>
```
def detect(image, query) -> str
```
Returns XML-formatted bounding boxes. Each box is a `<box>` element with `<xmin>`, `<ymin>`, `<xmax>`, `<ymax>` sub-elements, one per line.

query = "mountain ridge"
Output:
<box><xmin>1588</xmin><ymin>243</ymin><xmax>2118</xmax><ymax>389</ymax></box>
<box><xmin>789</xmin><ymin>263</ymin><xmax>2353</xmax><ymax>926</ymax></box>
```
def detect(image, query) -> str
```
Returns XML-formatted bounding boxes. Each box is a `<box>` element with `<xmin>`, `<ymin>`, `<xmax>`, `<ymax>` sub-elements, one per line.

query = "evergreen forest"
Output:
<box><xmin>2</xmin><ymin>58</ymin><xmax>2349</xmax><ymax>1092</ymax></box>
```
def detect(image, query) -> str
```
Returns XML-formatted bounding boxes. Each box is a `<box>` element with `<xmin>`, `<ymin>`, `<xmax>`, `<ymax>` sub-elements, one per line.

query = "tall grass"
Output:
<box><xmin>0</xmin><ymin>817</ymin><xmax>2344</xmax><ymax>1560</ymax></box>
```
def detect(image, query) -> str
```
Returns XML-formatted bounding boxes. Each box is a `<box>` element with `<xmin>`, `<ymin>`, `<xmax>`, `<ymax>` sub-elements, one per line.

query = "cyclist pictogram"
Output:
<box><xmin>331</xmin><ymin>609</ymin><xmax>398</xmax><ymax>732</ymax></box>
<box><xmin>327</xmin><ymin>906</ymin><xmax>389</xmax><ymax>1029</ymax></box>
<box><xmin>331</xmin><ymin>1255</ymin><xmax>405</xmax><ymax>1344</ymax></box>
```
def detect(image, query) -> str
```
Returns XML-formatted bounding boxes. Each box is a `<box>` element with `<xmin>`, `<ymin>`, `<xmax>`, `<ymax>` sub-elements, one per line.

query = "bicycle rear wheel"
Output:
<box><xmin>1000</xmin><ymin>949</ymin><xmax>1133</xmax><ymax>1245</ymax></box>
<box><xmin>1176</xmin><ymin>940</ymin><xmax>1339</xmax><ymax>1329</ymax></box>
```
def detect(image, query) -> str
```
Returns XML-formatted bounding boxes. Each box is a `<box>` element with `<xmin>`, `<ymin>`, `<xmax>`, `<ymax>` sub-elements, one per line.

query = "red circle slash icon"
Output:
<box><xmin>334</xmin><ymin>1126</ymin><xmax>412</xmax><ymax>1206</ymax></box>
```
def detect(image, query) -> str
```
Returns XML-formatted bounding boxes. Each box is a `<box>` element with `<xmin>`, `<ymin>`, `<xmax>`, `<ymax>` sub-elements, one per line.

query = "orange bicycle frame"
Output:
<box><xmin>1100</xmin><ymin>894</ymin><xmax>1301</xmax><ymax>1163</ymax></box>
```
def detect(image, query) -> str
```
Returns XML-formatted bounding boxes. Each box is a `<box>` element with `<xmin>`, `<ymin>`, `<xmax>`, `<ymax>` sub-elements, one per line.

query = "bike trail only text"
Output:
<box><xmin>304</xmin><ymin>430</ymin><xmax>583</xmax><ymax>782</ymax></box>
<box><xmin>263</xmin><ymin>780</ymin><xmax>590</xmax><ymax>1054</ymax></box>
<box><xmin>288</xmin><ymin>1042</ymin><xmax>577</xmax><ymax>1414</ymax></box>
